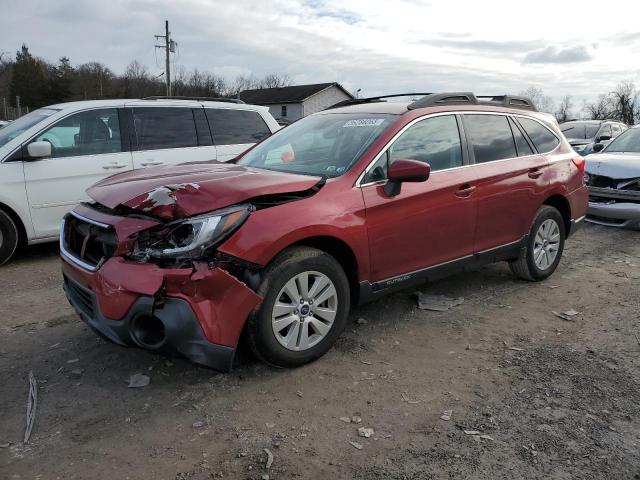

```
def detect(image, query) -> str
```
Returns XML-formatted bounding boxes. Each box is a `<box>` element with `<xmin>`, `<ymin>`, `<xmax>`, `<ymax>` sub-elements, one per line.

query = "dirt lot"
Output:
<box><xmin>1</xmin><ymin>224</ymin><xmax>639</xmax><ymax>480</ymax></box>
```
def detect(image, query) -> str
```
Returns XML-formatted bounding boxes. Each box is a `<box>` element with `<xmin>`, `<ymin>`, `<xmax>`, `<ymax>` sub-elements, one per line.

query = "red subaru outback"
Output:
<box><xmin>60</xmin><ymin>92</ymin><xmax>588</xmax><ymax>371</ymax></box>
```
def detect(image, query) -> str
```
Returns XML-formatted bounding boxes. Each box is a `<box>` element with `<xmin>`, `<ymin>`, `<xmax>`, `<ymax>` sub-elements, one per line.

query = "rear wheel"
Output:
<box><xmin>0</xmin><ymin>210</ymin><xmax>19</xmax><ymax>266</ymax></box>
<box><xmin>509</xmin><ymin>205</ymin><xmax>565</xmax><ymax>281</ymax></box>
<box><xmin>247</xmin><ymin>246</ymin><xmax>350</xmax><ymax>368</ymax></box>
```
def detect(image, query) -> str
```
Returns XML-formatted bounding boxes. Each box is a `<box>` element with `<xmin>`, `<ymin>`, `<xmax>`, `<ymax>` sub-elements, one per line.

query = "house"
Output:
<box><xmin>239</xmin><ymin>82</ymin><xmax>354</xmax><ymax>123</ymax></box>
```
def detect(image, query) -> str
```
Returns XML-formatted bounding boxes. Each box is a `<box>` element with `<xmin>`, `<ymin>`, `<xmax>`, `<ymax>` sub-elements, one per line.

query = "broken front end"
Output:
<box><xmin>60</xmin><ymin>203</ymin><xmax>262</xmax><ymax>371</ymax></box>
<box><xmin>585</xmin><ymin>174</ymin><xmax>640</xmax><ymax>229</ymax></box>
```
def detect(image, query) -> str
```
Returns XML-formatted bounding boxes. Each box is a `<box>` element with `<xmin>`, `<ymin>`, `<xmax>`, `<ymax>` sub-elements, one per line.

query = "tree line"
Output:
<box><xmin>0</xmin><ymin>45</ymin><xmax>292</xmax><ymax>119</ymax></box>
<box><xmin>2</xmin><ymin>44</ymin><xmax>639</xmax><ymax>125</ymax></box>
<box><xmin>520</xmin><ymin>83</ymin><xmax>639</xmax><ymax>125</ymax></box>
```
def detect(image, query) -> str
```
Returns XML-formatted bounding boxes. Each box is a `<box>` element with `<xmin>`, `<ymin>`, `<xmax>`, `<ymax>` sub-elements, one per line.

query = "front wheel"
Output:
<box><xmin>509</xmin><ymin>205</ymin><xmax>565</xmax><ymax>281</ymax></box>
<box><xmin>0</xmin><ymin>210</ymin><xmax>19</xmax><ymax>266</ymax></box>
<box><xmin>247</xmin><ymin>246</ymin><xmax>350</xmax><ymax>368</ymax></box>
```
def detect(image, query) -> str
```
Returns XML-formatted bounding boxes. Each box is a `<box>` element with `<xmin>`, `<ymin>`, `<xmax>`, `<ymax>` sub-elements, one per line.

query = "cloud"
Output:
<box><xmin>523</xmin><ymin>45</ymin><xmax>595</xmax><ymax>64</ymax></box>
<box><xmin>427</xmin><ymin>38</ymin><xmax>544</xmax><ymax>54</ymax></box>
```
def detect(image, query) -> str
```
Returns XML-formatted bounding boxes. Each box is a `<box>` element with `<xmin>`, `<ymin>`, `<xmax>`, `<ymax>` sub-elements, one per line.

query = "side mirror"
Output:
<box><xmin>596</xmin><ymin>134</ymin><xmax>611</xmax><ymax>142</ymax></box>
<box><xmin>593</xmin><ymin>143</ymin><xmax>605</xmax><ymax>153</ymax></box>
<box><xmin>27</xmin><ymin>141</ymin><xmax>52</xmax><ymax>159</ymax></box>
<box><xmin>384</xmin><ymin>159</ymin><xmax>430</xmax><ymax>196</ymax></box>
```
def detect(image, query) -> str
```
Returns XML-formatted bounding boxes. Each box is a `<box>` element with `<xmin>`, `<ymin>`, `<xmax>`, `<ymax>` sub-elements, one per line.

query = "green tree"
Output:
<box><xmin>48</xmin><ymin>56</ymin><xmax>74</xmax><ymax>103</ymax></box>
<box><xmin>9</xmin><ymin>44</ymin><xmax>48</xmax><ymax>108</ymax></box>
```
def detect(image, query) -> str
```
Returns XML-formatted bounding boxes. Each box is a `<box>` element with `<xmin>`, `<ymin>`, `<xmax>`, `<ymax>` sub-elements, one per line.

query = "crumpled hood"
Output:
<box><xmin>585</xmin><ymin>153</ymin><xmax>640</xmax><ymax>179</ymax></box>
<box><xmin>87</xmin><ymin>161</ymin><xmax>321</xmax><ymax>221</ymax></box>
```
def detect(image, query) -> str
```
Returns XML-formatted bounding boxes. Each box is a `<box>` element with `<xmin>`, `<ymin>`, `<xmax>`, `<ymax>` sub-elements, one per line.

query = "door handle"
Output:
<box><xmin>140</xmin><ymin>160</ymin><xmax>164</xmax><ymax>167</ymax></box>
<box><xmin>528</xmin><ymin>168</ymin><xmax>543</xmax><ymax>179</ymax></box>
<box><xmin>102</xmin><ymin>163</ymin><xmax>128</xmax><ymax>170</ymax></box>
<box><xmin>455</xmin><ymin>183</ymin><xmax>477</xmax><ymax>198</ymax></box>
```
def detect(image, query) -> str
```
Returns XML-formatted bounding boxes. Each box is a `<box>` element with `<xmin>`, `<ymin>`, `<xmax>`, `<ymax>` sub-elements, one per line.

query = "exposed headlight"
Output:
<box><xmin>134</xmin><ymin>205</ymin><xmax>250</xmax><ymax>260</ymax></box>
<box><xmin>583</xmin><ymin>172</ymin><xmax>591</xmax><ymax>185</ymax></box>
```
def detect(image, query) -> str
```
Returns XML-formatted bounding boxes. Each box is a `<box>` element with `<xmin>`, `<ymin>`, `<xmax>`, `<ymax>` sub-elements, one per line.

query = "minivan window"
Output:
<box><xmin>0</xmin><ymin>108</ymin><xmax>59</xmax><ymax>148</ymax></box>
<box><xmin>597</xmin><ymin>124</ymin><xmax>612</xmax><ymax>139</ymax></box>
<box><xmin>509</xmin><ymin>118</ymin><xmax>534</xmax><ymax>157</ymax></box>
<box><xmin>33</xmin><ymin>108</ymin><xmax>122</xmax><ymax>158</ymax></box>
<box><xmin>560</xmin><ymin>121</ymin><xmax>599</xmax><ymax>140</ymax></box>
<box><xmin>518</xmin><ymin>118</ymin><xmax>559</xmax><ymax>153</ymax></box>
<box><xmin>238</xmin><ymin>113</ymin><xmax>394</xmax><ymax>177</ymax></box>
<box><xmin>465</xmin><ymin>114</ymin><xmax>517</xmax><ymax>163</ymax></box>
<box><xmin>206</xmin><ymin>109</ymin><xmax>271</xmax><ymax>145</ymax></box>
<box><xmin>133</xmin><ymin>107</ymin><xmax>198</xmax><ymax>150</ymax></box>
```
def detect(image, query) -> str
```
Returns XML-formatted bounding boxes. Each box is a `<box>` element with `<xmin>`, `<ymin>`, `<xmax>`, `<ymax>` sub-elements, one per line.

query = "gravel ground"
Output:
<box><xmin>1</xmin><ymin>223</ymin><xmax>639</xmax><ymax>480</ymax></box>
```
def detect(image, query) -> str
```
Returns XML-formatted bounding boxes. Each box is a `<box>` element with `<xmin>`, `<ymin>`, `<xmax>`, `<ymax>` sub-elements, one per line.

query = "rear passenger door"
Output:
<box><xmin>130</xmin><ymin>106</ymin><xmax>216</xmax><ymax>169</ymax></box>
<box><xmin>463</xmin><ymin>114</ymin><xmax>551</xmax><ymax>252</ymax></box>
<box><xmin>205</xmin><ymin>108</ymin><xmax>272</xmax><ymax>161</ymax></box>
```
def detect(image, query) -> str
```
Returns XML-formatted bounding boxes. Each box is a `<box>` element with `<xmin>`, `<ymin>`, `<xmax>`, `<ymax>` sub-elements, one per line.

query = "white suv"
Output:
<box><xmin>0</xmin><ymin>97</ymin><xmax>280</xmax><ymax>264</ymax></box>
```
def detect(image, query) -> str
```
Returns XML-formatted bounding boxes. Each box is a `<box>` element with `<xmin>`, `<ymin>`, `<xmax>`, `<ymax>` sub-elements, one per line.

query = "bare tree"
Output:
<box><xmin>519</xmin><ymin>86</ymin><xmax>555</xmax><ymax>113</ymax></box>
<box><xmin>607</xmin><ymin>80</ymin><xmax>638</xmax><ymax>125</ymax></box>
<box><xmin>260</xmin><ymin>73</ymin><xmax>292</xmax><ymax>89</ymax></box>
<box><xmin>583</xmin><ymin>94</ymin><xmax>612</xmax><ymax>120</ymax></box>
<box><xmin>555</xmin><ymin>95</ymin><xmax>573</xmax><ymax>123</ymax></box>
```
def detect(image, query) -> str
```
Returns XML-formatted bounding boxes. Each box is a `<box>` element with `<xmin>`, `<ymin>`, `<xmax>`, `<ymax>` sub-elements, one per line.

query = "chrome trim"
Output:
<box><xmin>69</xmin><ymin>210</ymin><xmax>111</xmax><ymax>229</ymax></box>
<box><xmin>59</xmin><ymin>218</ymin><xmax>99</xmax><ymax>272</ymax></box>
<box><xmin>355</xmin><ymin>111</ymin><xmax>562</xmax><ymax>188</ymax></box>
<box><xmin>572</xmin><ymin>215</ymin><xmax>586</xmax><ymax>223</ymax></box>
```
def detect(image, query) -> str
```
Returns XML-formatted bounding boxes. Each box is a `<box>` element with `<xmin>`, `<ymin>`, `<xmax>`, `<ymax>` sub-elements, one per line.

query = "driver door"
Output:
<box><xmin>361</xmin><ymin>114</ymin><xmax>478</xmax><ymax>282</ymax></box>
<box><xmin>23</xmin><ymin>108</ymin><xmax>133</xmax><ymax>238</ymax></box>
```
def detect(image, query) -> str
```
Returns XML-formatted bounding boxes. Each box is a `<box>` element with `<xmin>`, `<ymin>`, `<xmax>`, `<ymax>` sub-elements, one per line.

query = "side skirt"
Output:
<box><xmin>357</xmin><ymin>236</ymin><xmax>527</xmax><ymax>305</ymax></box>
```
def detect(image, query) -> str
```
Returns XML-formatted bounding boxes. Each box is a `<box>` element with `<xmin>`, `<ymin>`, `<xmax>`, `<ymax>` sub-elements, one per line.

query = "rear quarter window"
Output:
<box><xmin>517</xmin><ymin>117</ymin><xmax>559</xmax><ymax>154</ymax></box>
<box><xmin>206</xmin><ymin>109</ymin><xmax>271</xmax><ymax>145</ymax></box>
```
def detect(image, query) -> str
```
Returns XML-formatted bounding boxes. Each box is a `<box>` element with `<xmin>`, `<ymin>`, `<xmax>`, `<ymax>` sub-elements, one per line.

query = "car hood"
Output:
<box><xmin>585</xmin><ymin>152</ymin><xmax>640</xmax><ymax>179</ymax></box>
<box><xmin>87</xmin><ymin>161</ymin><xmax>322</xmax><ymax>221</ymax></box>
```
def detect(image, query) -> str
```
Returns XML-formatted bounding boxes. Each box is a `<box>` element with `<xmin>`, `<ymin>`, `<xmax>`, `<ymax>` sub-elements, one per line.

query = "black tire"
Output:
<box><xmin>509</xmin><ymin>205</ymin><xmax>565</xmax><ymax>281</ymax></box>
<box><xmin>247</xmin><ymin>246</ymin><xmax>350</xmax><ymax>368</ymax></box>
<box><xmin>0</xmin><ymin>209</ymin><xmax>19</xmax><ymax>266</ymax></box>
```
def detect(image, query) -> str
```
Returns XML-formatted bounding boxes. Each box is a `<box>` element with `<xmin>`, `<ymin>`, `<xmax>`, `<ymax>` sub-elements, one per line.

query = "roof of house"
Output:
<box><xmin>239</xmin><ymin>82</ymin><xmax>353</xmax><ymax>105</ymax></box>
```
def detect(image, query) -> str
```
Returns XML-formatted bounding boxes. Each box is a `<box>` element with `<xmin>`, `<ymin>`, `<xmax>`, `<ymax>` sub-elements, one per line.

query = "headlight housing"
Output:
<box><xmin>133</xmin><ymin>205</ymin><xmax>250</xmax><ymax>261</ymax></box>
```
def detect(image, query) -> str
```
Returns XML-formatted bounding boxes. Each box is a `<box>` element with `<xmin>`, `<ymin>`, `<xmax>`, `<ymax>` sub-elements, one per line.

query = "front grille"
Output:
<box><xmin>64</xmin><ymin>275</ymin><xmax>96</xmax><ymax>318</ymax></box>
<box><xmin>62</xmin><ymin>213</ymin><xmax>118</xmax><ymax>269</ymax></box>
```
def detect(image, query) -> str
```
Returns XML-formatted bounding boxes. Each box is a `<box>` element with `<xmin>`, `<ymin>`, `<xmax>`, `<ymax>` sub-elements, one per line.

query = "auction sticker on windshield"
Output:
<box><xmin>343</xmin><ymin>119</ymin><xmax>385</xmax><ymax>127</ymax></box>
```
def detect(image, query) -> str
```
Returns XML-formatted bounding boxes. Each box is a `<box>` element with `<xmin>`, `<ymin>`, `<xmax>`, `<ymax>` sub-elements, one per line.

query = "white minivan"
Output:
<box><xmin>0</xmin><ymin>97</ymin><xmax>280</xmax><ymax>264</ymax></box>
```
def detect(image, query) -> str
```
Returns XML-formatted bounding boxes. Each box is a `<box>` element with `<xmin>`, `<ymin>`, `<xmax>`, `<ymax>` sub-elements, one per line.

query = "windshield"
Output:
<box><xmin>0</xmin><ymin>108</ymin><xmax>59</xmax><ymax>148</ymax></box>
<box><xmin>237</xmin><ymin>113</ymin><xmax>395</xmax><ymax>177</ymax></box>
<box><xmin>560</xmin><ymin>122</ymin><xmax>600</xmax><ymax>140</ymax></box>
<box><xmin>604</xmin><ymin>128</ymin><xmax>640</xmax><ymax>153</ymax></box>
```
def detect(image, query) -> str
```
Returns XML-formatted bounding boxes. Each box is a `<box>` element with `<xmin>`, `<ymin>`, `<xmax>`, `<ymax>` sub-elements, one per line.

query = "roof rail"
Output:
<box><xmin>408</xmin><ymin>92</ymin><xmax>537</xmax><ymax>111</ymax></box>
<box><xmin>327</xmin><ymin>93</ymin><xmax>433</xmax><ymax>110</ymax></box>
<box><xmin>141</xmin><ymin>96</ymin><xmax>245</xmax><ymax>104</ymax></box>
<box><xmin>476</xmin><ymin>95</ymin><xmax>537</xmax><ymax>111</ymax></box>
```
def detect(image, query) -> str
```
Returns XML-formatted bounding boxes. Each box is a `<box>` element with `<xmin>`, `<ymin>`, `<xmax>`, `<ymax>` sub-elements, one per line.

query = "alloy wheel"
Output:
<box><xmin>271</xmin><ymin>271</ymin><xmax>338</xmax><ymax>351</ymax></box>
<box><xmin>533</xmin><ymin>218</ymin><xmax>560</xmax><ymax>271</ymax></box>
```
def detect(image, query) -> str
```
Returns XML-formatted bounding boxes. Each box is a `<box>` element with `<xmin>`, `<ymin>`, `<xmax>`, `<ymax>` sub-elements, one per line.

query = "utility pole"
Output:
<box><xmin>155</xmin><ymin>20</ymin><xmax>174</xmax><ymax>96</ymax></box>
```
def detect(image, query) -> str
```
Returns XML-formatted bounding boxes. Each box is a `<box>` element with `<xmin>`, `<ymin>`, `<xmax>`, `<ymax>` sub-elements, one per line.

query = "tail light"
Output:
<box><xmin>571</xmin><ymin>156</ymin><xmax>585</xmax><ymax>175</ymax></box>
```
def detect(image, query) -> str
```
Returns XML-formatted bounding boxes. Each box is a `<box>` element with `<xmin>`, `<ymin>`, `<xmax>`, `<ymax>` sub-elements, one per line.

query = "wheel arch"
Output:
<box><xmin>0</xmin><ymin>201</ymin><xmax>28</xmax><ymax>247</ymax></box>
<box><xmin>280</xmin><ymin>235</ymin><xmax>361</xmax><ymax>305</ymax></box>
<box><xmin>542</xmin><ymin>194</ymin><xmax>571</xmax><ymax>235</ymax></box>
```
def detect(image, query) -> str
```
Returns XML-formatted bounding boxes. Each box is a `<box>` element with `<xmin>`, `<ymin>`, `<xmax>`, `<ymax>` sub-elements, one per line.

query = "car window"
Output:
<box><xmin>206</xmin><ymin>109</ymin><xmax>271</xmax><ymax>145</ymax></box>
<box><xmin>464</xmin><ymin>114</ymin><xmax>516</xmax><ymax>163</ymax></box>
<box><xmin>509</xmin><ymin>118</ymin><xmax>534</xmax><ymax>157</ymax></box>
<box><xmin>612</xmin><ymin>124</ymin><xmax>622</xmax><ymax>136</ymax></box>
<box><xmin>0</xmin><ymin>108</ymin><xmax>59</xmax><ymax>148</ymax></box>
<box><xmin>598</xmin><ymin>124</ymin><xmax>612</xmax><ymax>139</ymax></box>
<box><xmin>193</xmin><ymin>108</ymin><xmax>213</xmax><ymax>146</ymax></box>
<box><xmin>238</xmin><ymin>113</ymin><xmax>394</xmax><ymax>177</ymax></box>
<box><xmin>517</xmin><ymin>117</ymin><xmax>560</xmax><ymax>154</ymax></box>
<box><xmin>363</xmin><ymin>115</ymin><xmax>462</xmax><ymax>183</ymax></box>
<box><xmin>33</xmin><ymin>108</ymin><xmax>122</xmax><ymax>158</ymax></box>
<box><xmin>603</xmin><ymin>128</ymin><xmax>640</xmax><ymax>153</ymax></box>
<box><xmin>132</xmin><ymin>107</ymin><xmax>198</xmax><ymax>150</ymax></box>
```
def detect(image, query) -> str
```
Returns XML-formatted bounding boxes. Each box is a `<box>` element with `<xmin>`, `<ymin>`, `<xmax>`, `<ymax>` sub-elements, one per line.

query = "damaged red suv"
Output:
<box><xmin>61</xmin><ymin>92</ymin><xmax>588</xmax><ymax>371</ymax></box>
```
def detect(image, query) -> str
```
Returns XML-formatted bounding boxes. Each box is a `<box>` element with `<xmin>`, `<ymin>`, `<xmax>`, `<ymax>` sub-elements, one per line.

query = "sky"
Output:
<box><xmin>2</xmin><ymin>0</ymin><xmax>640</xmax><ymax>113</ymax></box>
